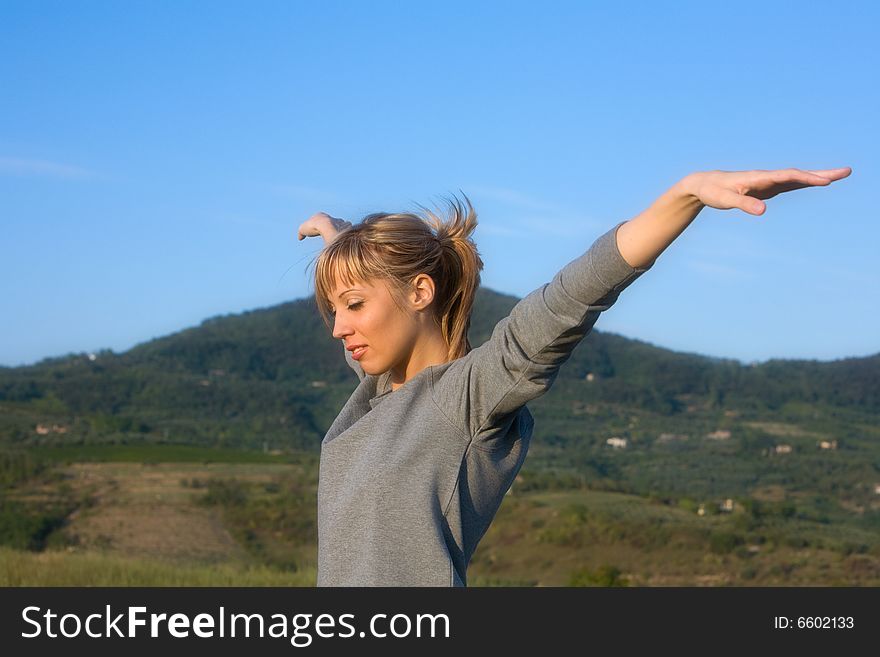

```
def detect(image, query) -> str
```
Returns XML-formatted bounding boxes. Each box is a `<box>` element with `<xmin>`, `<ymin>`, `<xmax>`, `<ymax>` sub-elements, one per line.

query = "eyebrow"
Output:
<box><xmin>336</xmin><ymin>287</ymin><xmax>360</xmax><ymax>299</ymax></box>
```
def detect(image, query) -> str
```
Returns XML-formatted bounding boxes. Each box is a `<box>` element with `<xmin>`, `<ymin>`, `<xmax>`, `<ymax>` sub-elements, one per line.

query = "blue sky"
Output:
<box><xmin>1</xmin><ymin>0</ymin><xmax>877</xmax><ymax>368</ymax></box>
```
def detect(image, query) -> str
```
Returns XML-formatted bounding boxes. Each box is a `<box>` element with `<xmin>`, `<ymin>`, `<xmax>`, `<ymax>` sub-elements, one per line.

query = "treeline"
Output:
<box><xmin>0</xmin><ymin>288</ymin><xmax>877</xmax><ymax>451</ymax></box>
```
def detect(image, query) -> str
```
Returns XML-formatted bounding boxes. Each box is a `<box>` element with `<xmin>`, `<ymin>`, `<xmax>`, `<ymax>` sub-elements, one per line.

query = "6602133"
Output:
<box><xmin>796</xmin><ymin>616</ymin><xmax>854</xmax><ymax>629</ymax></box>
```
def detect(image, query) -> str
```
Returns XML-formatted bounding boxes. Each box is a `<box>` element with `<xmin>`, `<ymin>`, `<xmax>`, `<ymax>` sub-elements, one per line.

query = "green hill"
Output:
<box><xmin>1</xmin><ymin>286</ymin><xmax>879</xmax><ymax>584</ymax></box>
<box><xmin>2</xmin><ymin>286</ymin><xmax>876</xmax><ymax>454</ymax></box>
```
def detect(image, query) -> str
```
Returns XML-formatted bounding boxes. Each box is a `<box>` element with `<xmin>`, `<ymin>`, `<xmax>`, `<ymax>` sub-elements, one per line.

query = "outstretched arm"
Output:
<box><xmin>432</xmin><ymin>219</ymin><xmax>652</xmax><ymax>442</ymax></box>
<box><xmin>431</xmin><ymin>166</ymin><xmax>853</xmax><ymax>443</ymax></box>
<box><xmin>616</xmin><ymin>167</ymin><xmax>853</xmax><ymax>269</ymax></box>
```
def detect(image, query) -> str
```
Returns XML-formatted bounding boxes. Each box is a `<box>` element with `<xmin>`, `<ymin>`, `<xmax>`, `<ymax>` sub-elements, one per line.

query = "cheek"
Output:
<box><xmin>374</xmin><ymin>312</ymin><xmax>412</xmax><ymax>349</ymax></box>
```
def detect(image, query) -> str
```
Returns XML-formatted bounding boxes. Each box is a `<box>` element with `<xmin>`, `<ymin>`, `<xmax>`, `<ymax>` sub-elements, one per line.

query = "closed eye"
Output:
<box><xmin>328</xmin><ymin>301</ymin><xmax>363</xmax><ymax>316</ymax></box>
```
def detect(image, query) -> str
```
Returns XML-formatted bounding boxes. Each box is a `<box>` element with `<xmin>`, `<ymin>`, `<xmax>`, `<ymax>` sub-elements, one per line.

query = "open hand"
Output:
<box><xmin>687</xmin><ymin>167</ymin><xmax>852</xmax><ymax>215</ymax></box>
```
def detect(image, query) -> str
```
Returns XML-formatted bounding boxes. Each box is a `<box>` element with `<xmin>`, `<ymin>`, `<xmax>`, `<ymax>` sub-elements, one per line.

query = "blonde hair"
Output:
<box><xmin>311</xmin><ymin>194</ymin><xmax>484</xmax><ymax>362</ymax></box>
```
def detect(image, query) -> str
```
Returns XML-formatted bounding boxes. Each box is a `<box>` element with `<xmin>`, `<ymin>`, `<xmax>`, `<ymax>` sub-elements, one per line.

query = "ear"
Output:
<box><xmin>409</xmin><ymin>274</ymin><xmax>436</xmax><ymax>311</ymax></box>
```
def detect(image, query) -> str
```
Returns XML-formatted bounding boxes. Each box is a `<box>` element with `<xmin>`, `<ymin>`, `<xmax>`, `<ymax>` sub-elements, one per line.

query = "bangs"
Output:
<box><xmin>314</xmin><ymin>236</ymin><xmax>391</xmax><ymax>328</ymax></box>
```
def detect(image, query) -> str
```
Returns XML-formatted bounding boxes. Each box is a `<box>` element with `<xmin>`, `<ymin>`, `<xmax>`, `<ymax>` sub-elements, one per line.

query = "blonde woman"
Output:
<box><xmin>296</xmin><ymin>167</ymin><xmax>851</xmax><ymax>586</ymax></box>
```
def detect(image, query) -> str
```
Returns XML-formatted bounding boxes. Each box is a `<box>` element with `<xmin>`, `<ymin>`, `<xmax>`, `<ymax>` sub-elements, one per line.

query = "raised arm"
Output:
<box><xmin>431</xmin><ymin>220</ymin><xmax>650</xmax><ymax>442</ymax></box>
<box><xmin>432</xmin><ymin>167</ymin><xmax>852</xmax><ymax>444</ymax></box>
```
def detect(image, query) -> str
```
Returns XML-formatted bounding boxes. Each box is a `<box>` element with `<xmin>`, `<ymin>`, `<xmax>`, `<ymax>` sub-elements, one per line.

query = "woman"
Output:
<box><xmin>297</xmin><ymin>167</ymin><xmax>851</xmax><ymax>586</ymax></box>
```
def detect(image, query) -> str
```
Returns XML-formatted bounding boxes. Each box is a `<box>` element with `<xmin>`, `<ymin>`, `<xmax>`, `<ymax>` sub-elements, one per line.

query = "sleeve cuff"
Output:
<box><xmin>551</xmin><ymin>220</ymin><xmax>654</xmax><ymax>308</ymax></box>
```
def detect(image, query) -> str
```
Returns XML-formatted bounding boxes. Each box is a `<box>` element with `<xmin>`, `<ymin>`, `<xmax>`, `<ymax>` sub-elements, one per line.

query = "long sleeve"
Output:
<box><xmin>431</xmin><ymin>220</ymin><xmax>653</xmax><ymax>443</ymax></box>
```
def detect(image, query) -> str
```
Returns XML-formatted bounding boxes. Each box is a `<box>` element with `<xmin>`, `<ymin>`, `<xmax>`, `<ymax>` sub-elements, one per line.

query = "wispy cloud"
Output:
<box><xmin>0</xmin><ymin>156</ymin><xmax>98</xmax><ymax>179</ymax></box>
<box><xmin>264</xmin><ymin>184</ymin><xmax>341</xmax><ymax>206</ymax></box>
<box><xmin>221</xmin><ymin>215</ymin><xmax>291</xmax><ymax>232</ymax></box>
<box><xmin>467</xmin><ymin>185</ymin><xmax>566</xmax><ymax>214</ymax></box>
<box><xmin>467</xmin><ymin>185</ymin><xmax>606</xmax><ymax>239</ymax></box>
<box><xmin>475</xmin><ymin>221</ymin><xmax>530</xmax><ymax>238</ymax></box>
<box><xmin>686</xmin><ymin>260</ymin><xmax>756</xmax><ymax>281</ymax></box>
<box><xmin>514</xmin><ymin>215</ymin><xmax>603</xmax><ymax>238</ymax></box>
<box><xmin>814</xmin><ymin>264</ymin><xmax>877</xmax><ymax>286</ymax></box>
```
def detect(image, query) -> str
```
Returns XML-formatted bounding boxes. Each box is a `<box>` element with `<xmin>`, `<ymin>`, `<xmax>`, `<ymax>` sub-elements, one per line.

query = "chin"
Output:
<box><xmin>367</xmin><ymin>363</ymin><xmax>394</xmax><ymax>377</ymax></box>
<box><xmin>359</xmin><ymin>361</ymin><xmax>383</xmax><ymax>376</ymax></box>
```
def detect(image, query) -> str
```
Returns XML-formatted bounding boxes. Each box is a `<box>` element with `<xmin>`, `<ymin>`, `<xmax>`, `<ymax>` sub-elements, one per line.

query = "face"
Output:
<box><xmin>329</xmin><ymin>277</ymin><xmax>422</xmax><ymax>376</ymax></box>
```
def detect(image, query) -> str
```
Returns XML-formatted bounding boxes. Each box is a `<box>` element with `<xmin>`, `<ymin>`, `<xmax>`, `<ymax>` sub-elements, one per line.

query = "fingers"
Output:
<box><xmin>297</xmin><ymin>213</ymin><xmax>331</xmax><ymax>242</ymax></box>
<box><xmin>717</xmin><ymin>188</ymin><xmax>765</xmax><ymax>215</ymax></box>
<box><xmin>297</xmin><ymin>224</ymin><xmax>318</xmax><ymax>241</ymax></box>
<box><xmin>766</xmin><ymin>168</ymin><xmax>831</xmax><ymax>186</ymax></box>
<box><xmin>805</xmin><ymin>167</ymin><xmax>852</xmax><ymax>181</ymax></box>
<box><xmin>768</xmin><ymin>167</ymin><xmax>852</xmax><ymax>185</ymax></box>
<box><xmin>721</xmin><ymin>166</ymin><xmax>850</xmax><ymax>213</ymax></box>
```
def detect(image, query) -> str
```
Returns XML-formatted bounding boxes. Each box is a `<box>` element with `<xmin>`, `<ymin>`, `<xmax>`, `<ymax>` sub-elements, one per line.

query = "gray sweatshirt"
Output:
<box><xmin>316</xmin><ymin>220</ymin><xmax>654</xmax><ymax>586</ymax></box>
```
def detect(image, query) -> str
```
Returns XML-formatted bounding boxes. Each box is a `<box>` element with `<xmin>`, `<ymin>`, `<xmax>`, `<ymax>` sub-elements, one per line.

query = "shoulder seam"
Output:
<box><xmin>473</xmin><ymin>360</ymin><xmax>532</xmax><ymax>437</ymax></box>
<box><xmin>471</xmin><ymin>405</ymin><xmax>533</xmax><ymax>453</ymax></box>
<box><xmin>429</xmin><ymin>368</ymin><xmax>473</xmax><ymax>445</ymax></box>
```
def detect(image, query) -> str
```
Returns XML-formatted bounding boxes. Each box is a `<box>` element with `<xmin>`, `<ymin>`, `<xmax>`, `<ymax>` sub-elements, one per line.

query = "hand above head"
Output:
<box><xmin>296</xmin><ymin>212</ymin><xmax>353</xmax><ymax>245</ymax></box>
<box><xmin>685</xmin><ymin>167</ymin><xmax>853</xmax><ymax>215</ymax></box>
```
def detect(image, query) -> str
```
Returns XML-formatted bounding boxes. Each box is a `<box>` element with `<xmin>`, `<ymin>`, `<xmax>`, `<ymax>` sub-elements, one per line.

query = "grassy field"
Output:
<box><xmin>2</xmin><ymin>454</ymin><xmax>879</xmax><ymax>586</ymax></box>
<box><xmin>0</xmin><ymin>545</ymin><xmax>313</xmax><ymax>586</ymax></box>
<box><xmin>25</xmin><ymin>444</ymin><xmax>301</xmax><ymax>464</ymax></box>
<box><xmin>469</xmin><ymin>490</ymin><xmax>880</xmax><ymax>586</ymax></box>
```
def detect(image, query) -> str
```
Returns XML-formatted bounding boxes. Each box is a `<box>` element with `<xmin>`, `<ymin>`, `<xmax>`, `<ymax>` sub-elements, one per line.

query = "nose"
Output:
<box><xmin>332</xmin><ymin>313</ymin><xmax>352</xmax><ymax>340</ymax></box>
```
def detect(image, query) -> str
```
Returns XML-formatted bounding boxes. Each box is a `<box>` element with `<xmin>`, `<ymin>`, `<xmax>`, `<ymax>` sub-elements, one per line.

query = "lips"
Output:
<box><xmin>347</xmin><ymin>345</ymin><xmax>368</xmax><ymax>361</ymax></box>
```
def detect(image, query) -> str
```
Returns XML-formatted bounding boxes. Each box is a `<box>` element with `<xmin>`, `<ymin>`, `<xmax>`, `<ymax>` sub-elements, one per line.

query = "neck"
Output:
<box><xmin>389</xmin><ymin>324</ymin><xmax>449</xmax><ymax>391</ymax></box>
